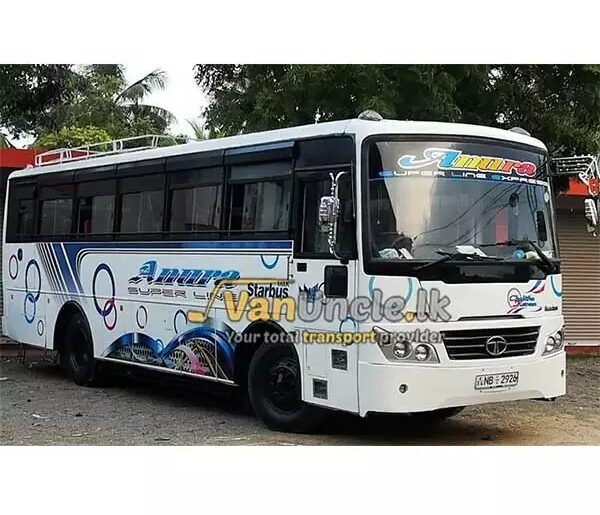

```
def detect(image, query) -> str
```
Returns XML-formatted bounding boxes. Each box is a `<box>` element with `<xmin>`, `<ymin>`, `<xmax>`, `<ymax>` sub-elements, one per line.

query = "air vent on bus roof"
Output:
<box><xmin>358</xmin><ymin>110</ymin><xmax>383</xmax><ymax>121</ymax></box>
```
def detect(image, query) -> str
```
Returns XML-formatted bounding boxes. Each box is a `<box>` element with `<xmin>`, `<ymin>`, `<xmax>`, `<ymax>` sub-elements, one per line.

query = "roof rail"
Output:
<box><xmin>552</xmin><ymin>155</ymin><xmax>599</xmax><ymax>197</ymax></box>
<box><xmin>34</xmin><ymin>134</ymin><xmax>189</xmax><ymax>167</ymax></box>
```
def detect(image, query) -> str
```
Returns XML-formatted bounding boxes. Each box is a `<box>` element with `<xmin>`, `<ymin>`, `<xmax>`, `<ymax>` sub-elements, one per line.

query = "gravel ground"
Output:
<box><xmin>1</xmin><ymin>354</ymin><xmax>598</xmax><ymax>445</ymax></box>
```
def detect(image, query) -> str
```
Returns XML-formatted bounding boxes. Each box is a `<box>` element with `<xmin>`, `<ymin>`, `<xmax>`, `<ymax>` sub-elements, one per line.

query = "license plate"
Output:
<box><xmin>475</xmin><ymin>372</ymin><xmax>519</xmax><ymax>390</ymax></box>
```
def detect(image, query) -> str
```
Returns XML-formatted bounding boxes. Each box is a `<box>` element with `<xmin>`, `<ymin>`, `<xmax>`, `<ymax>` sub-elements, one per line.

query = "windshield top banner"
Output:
<box><xmin>381</xmin><ymin>147</ymin><xmax>538</xmax><ymax>179</ymax></box>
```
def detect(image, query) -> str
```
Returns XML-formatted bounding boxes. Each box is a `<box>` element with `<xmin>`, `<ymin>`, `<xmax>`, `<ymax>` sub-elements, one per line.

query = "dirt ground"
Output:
<box><xmin>1</xmin><ymin>354</ymin><xmax>598</xmax><ymax>445</ymax></box>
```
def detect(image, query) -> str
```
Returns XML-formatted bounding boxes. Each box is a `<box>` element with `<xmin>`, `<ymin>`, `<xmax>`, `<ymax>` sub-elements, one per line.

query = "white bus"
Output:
<box><xmin>3</xmin><ymin>115</ymin><xmax>576</xmax><ymax>432</ymax></box>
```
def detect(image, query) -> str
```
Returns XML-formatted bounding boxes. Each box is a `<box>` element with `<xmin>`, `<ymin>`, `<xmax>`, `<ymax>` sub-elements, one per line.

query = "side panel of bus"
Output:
<box><xmin>3</xmin><ymin>135</ymin><xmax>359</xmax><ymax>407</ymax></box>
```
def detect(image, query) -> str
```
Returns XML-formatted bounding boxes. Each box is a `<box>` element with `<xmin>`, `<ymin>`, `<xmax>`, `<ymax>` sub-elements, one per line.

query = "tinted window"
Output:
<box><xmin>120</xmin><ymin>191</ymin><xmax>163</xmax><ymax>233</ymax></box>
<box><xmin>78</xmin><ymin>195</ymin><xmax>115</xmax><ymax>234</ymax></box>
<box><xmin>39</xmin><ymin>198</ymin><xmax>73</xmax><ymax>235</ymax></box>
<box><xmin>17</xmin><ymin>199</ymin><xmax>34</xmax><ymax>237</ymax></box>
<box><xmin>170</xmin><ymin>185</ymin><xmax>221</xmax><ymax>232</ymax></box>
<box><xmin>229</xmin><ymin>180</ymin><xmax>290</xmax><ymax>231</ymax></box>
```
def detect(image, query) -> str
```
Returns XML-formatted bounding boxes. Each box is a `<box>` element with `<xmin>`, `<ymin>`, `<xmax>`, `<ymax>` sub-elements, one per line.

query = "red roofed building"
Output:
<box><xmin>0</xmin><ymin>149</ymin><xmax>43</xmax><ymax>340</ymax></box>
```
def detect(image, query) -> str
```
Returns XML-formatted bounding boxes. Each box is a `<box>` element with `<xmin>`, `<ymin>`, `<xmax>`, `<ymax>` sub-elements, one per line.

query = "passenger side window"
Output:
<box><xmin>39</xmin><ymin>198</ymin><xmax>73</xmax><ymax>235</ymax></box>
<box><xmin>120</xmin><ymin>190</ymin><xmax>163</xmax><ymax>233</ymax></box>
<box><xmin>78</xmin><ymin>195</ymin><xmax>115</xmax><ymax>234</ymax></box>
<box><xmin>170</xmin><ymin>185</ymin><xmax>221</xmax><ymax>232</ymax></box>
<box><xmin>229</xmin><ymin>180</ymin><xmax>290</xmax><ymax>232</ymax></box>
<box><xmin>17</xmin><ymin>199</ymin><xmax>34</xmax><ymax>237</ymax></box>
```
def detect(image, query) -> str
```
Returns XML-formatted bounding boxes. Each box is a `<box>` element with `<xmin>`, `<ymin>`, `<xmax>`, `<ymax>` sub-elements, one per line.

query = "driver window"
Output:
<box><xmin>298</xmin><ymin>179</ymin><xmax>330</xmax><ymax>255</ymax></box>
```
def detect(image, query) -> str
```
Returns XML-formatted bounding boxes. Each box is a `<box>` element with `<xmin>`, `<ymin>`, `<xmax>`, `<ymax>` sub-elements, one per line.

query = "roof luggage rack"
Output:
<box><xmin>551</xmin><ymin>155</ymin><xmax>599</xmax><ymax>197</ymax></box>
<box><xmin>34</xmin><ymin>134</ymin><xmax>189</xmax><ymax>167</ymax></box>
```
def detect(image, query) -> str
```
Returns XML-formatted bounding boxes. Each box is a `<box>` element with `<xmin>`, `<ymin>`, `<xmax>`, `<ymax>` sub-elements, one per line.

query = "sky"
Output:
<box><xmin>123</xmin><ymin>63</ymin><xmax>208</xmax><ymax>137</ymax></box>
<box><xmin>3</xmin><ymin>64</ymin><xmax>209</xmax><ymax>148</ymax></box>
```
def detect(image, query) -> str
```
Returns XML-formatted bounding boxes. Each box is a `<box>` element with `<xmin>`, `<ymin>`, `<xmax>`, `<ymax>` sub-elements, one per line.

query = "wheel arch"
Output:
<box><xmin>234</xmin><ymin>319</ymin><xmax>292</xmax><ymax>388</ymax></box>
<box><xmin>53</xmin><ymin>301</ymin><xmax>90</xmax><ymax>358</ymax></box>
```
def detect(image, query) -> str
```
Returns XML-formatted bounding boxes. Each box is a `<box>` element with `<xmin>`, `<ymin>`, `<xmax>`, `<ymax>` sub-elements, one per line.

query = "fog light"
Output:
<box><xmin>414</xmin><ymin>344</ymin><xmax>430</xmax><ymax>361</ymax></box>
<box><xmin>545</xmin><ymin>336</ymin><xmax>556</xmax><ymax>354</ymax></box>
<box><xmin>393</xmin><ymin>341</ymin><xmax>411</xmax><ymax>359</ymax></box>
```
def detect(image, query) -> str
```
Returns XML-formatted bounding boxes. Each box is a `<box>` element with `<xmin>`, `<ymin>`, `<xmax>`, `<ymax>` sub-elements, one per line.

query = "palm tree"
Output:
<box><xmin>115</xmin><ymin>68</ymin><xmax>176</xmax><ymax>130</ymax></box>
<box><xmin>187</xmin><ymin>119</ymin><xmax>211</xmax><ymax>140</ymax></box>
<box><xmin>186</xmin><ymin>118</ymin><xmax>227</xmax><ymax>140</ymax></box>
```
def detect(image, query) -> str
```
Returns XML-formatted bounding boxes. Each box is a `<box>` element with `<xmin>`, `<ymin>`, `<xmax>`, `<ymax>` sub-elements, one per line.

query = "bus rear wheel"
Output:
<box><xmin>63</xmin><ymin>312</ymin><xmax>98</xmax><ymax>386</ymax></box>
<box><xmin>248</xmin><ymin>343</ymin><xmax>325</xmax><ymax>433</ymax></box>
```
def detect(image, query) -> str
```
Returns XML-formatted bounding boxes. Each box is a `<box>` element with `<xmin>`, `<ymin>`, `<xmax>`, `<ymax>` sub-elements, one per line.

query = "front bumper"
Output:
<box><xmin>357</xmin><ymin>351</ymin><xmax>566</xmax><ymax>416</ymax></box>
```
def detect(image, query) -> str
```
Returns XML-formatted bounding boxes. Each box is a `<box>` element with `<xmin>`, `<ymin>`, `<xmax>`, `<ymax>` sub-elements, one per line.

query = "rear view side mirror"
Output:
<box><xmin>318</xmin><ymin>196</ymin><xmax>339</xmax><ymax>233</ymax></box>
<box><xmin>584</xmin><ymin>198</ymin><xmax>599</xmax><ymax>234</ymax></box>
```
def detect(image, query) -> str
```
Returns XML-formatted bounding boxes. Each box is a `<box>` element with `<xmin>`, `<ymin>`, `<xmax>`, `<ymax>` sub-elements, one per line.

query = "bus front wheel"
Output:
<box><xmin>248</xmin><ymin>343</ymin><xmax>325</xmax><ymax>433</ymax></box>
<box><xmin>63</xmin><ymin>312</ymin><xmax>99</xmax><ymax>386</ymax></box>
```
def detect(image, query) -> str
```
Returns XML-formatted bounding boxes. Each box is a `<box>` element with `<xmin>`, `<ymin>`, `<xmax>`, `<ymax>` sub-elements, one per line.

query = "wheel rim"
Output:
<box><xmin>266</xmin><ymin>357</ymin><xmax>301</xmax><ymax>413</ymax></box>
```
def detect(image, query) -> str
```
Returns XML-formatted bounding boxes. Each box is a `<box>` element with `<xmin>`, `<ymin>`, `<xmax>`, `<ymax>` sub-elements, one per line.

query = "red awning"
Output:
<box><xmin>0</xmin><ymin>149</ymin><xmax>42</xmax><ymax>170</ymax></box>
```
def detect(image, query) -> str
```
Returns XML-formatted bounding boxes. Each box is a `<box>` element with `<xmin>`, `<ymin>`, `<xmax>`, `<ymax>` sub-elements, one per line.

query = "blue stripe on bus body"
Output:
<box><xmin>52</xmin><ymin>243</ymin><xmax>80</xmax><ymax>295</ymax></box>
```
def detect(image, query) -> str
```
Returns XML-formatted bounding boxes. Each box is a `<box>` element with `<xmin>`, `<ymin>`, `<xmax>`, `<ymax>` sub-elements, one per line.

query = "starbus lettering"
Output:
<box><xmin>129</xmin><ymin>260</ymin><xmax>240</xmax><ymax>288</ymax></box>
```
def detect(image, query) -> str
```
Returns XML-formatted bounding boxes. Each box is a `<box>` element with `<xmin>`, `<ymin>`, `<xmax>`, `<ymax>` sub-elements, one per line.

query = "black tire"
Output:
<box><xmin>63</xmin><ymin>311</ymin><xmax>99</xmax><ymax>386</ymax></box>
<box><xmin>248</xmin><ymin>343</ymin><xmax>326</xmax><ymax>433</ymax></box>
<box><xmin>410</xmin><ymin>406</ymin><xmax>465</xmax><ymax>425</ymax></box>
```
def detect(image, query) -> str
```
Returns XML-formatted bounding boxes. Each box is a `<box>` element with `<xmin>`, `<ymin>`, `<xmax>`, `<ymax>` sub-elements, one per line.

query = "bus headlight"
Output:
<box><xmin>393</xmin><ymin>341</ymin><xmax>411</xmax><ymax>359</ymax></box>
<box><xmin>414</xmin><ymin>344</ymin><xmax>430</xmax><ymax>361</ymax></box>
<box><xmin>374</xmin><ymin>327</ymin><xmax>440</xmax><ymax>364</ymax></box>
<box><xmin>543</xmin><ymin>329</ymin><xmax>565</xmax><ymax>356</ymax></box>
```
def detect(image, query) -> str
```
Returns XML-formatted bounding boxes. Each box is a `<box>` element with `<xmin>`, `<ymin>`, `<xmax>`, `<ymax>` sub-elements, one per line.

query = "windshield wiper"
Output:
<box><xmin>481</xmin><ymin>239</ymin><xmax>557</xmax><ymax>274</ymax></box>
<box><xmin>414</xmin><ymin>249</ymin><xmax>503</xmax><ymax>272</ymax></box>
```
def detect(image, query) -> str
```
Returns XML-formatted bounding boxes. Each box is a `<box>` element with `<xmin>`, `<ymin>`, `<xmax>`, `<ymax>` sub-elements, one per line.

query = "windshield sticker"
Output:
<box><xmin>376</xmin><ymin>147</ymin><xmax>540</xmax><ymax>181</ymax></box>
<box><xmin>397</xmin><ymin>147</ymin><xmax>537</xmax><ymax>176</ymax></box>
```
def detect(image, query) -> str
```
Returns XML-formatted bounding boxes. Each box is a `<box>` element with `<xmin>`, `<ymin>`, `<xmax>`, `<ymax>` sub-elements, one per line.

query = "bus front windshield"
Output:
<box><xmin>367</xmin><ymin>140</ymin><xmax>558</xmax><ymax>265</ymax></box>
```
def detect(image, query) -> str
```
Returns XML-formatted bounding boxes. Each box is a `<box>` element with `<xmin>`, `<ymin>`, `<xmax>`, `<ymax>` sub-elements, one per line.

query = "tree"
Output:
<box><xmin>34</xmin><ymin>126</ymin><xmax>112</xmax><ymax>149</ymax></box>
<box><xmin>0</xmin><ymin>131</ymin><xmax>14</xmax><ymax>148</ymax></box>
<box><xmin>34</xmin><ymin>66</ymin><xmax>176</xmax><ymax>147</ymax></box>
<box><xmin>0</xmin><ymin>65</ymin><xmax>79</xmax><ymax>137</ymax></box>
<box><xmin>0</xmin><ymin>64</ymin><xmax>177</xmax><ymax>148</ymax></box>
<box><xmin>194</xmin><ymin>65</ymin><xmax>600</xmax><ymax>155</ymax></box>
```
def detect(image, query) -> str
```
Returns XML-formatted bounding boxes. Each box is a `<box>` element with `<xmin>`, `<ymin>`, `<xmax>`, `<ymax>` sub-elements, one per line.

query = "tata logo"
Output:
<box><xmin>485</xmin><ymin>336</ymin><xmax>508</xmax><ymax>357</ymax></box>
<box><xmin>507</xmin><ymin>287</ymin><xmax>537</xmax><ymax>308</ymax></box>
<box><xmin>129</xmin><ymin>260</ymin><xmax>240</xmax><ymax>288</ymax></box>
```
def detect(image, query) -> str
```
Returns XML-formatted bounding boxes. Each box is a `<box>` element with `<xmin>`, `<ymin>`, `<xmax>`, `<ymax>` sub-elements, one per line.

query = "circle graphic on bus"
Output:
<box><xmin>368</xmin><ymin>276</ymin><xmax>413</xmax><ymax>317</ymax></box>
<box><xmin>8</xmin><ymin>254</ymin><xmax>19</xmax><ymax>280</ymax></box>
<box><xmin>23</xmin><ymin>259</ymin><xmax>41</xmax><ymax>324</ymax></box>
<box><xmin>338</xmin><ymin>316</ymin><xmax>358</xmax><ymax>333</ymax></box>
<box><xmin>260</xmin><ymin>255</ymin><xmax>279</xmax><ymax>270</ymax></box>
<box><xmin>37</xmin><ymin>319</ymin><xmax>45</xmax><ymax>336</ymax></box>
<box><xmin>173</xmin><ymin>309</ymin><xmax>188</xmax><ymax>334</ymax></box>
<box><xmin>24</xmin><ymin>293</ymin><xmax>36</xmax><ymax>324</ymax></box>
<box><xmin>92</xmin><ymin>263</ymin><xmax>117</xmax><ymax>330</ymax></box>
<box><xmin>136</xmin><ymin>305</ymin><xmax>148</xmax><ymax>329</ymax></box>
<box><xmin>25</xmin><ymin>259</ymin><xmax>41</xmax><ymax>302</ymax></box>
<box><xmin>550</xmin><ymin>276</ymin><xmax>562</xmax><ymax>298</ymax></box>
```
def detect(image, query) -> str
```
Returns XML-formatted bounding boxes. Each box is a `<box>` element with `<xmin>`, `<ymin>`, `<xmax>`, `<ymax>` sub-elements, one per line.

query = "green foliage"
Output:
<box><xmin>0</xmin><ymin>64</ymin><xmax>176</xmax><ymax>145</ymax></box>
<box><xmin>194</xmin><ymin>65</ymin><xmax>600</xmax><ymax>155</ymax></box>
<box><xmin>33</xmin><ymin>125</ymin><xmax>112</xmax><ymax>149</ymax></box>
<box><xmin>0</xmin><ymin>131</ymin><xmax>14</xmax><ymax>148</ymax></box>
<box><xmin>0</xmin><ymin>65</ymin><xmax>79</xmax><ymax>137</ymax></box>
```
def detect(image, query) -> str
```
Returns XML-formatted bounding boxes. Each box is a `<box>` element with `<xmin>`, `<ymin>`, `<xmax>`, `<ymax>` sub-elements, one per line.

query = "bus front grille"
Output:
<box><xmin>441</xmin><ymin>326</ymin><xmax>540</xmax><ymax>360</ymax></box>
